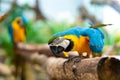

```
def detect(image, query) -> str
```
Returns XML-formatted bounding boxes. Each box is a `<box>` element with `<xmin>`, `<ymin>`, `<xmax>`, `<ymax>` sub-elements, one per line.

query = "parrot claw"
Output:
<box><xmin>63</xmin><ymin>56</ymin><xmax>88</xmax><ymax>74</ymax></box>
<box><xmin>63</xmin><ymin>56</ymin><xmax>76</xmax><ymax>74</ymax></box>
<box><xmin>73</xmin><ymin>55</ymin><xmax>89</xmax><ymax>64</ymax></box>
<box><xmin>63</xmin><ymin>56</ymin><xmax>83</xmax><ymax>74</ymax></box>
<box><xmin>72</xmin><ymin>56</ymin><xmax>89</xmax><ymax>76</ymax></box>
<box><xmin>73</xmin><ymin>57</ymin><xmax>81</xmax><ymax>64</ymax></box>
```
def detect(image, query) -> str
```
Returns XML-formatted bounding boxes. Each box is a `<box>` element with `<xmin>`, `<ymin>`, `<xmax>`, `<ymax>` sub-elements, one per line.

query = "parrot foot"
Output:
<box><xmin>63</xmin><ymin>56</ymin><xmax>87</xmax><ymax>74</ymax></box>
<box><xmin>63</xmin><ymin>56</ymin><xmax>76</xmax><ymax>74</ymax></box>
<box><xmin>73</xmin><ymin>57</ymin><xmax>81</xmax><ymax>64</ymax></box>
<box><xmin>63</xmin><ymin>56</ymin><xmax>81</xmax><ymax>74</ymax></box>
<box><xmin>72</xmin><ymin>57</ymin><xmax>81</xmax><ymax>76</ymax></box>
<box><xmin>72</xmin><ymin>56</ymin><xmax>88</xmax><ymax>76</ymax></box>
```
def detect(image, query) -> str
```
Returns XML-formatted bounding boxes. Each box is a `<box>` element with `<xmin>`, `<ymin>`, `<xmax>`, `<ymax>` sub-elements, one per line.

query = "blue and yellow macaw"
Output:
<box><xmin>48</xmin><ymin>24</ymin><xmax>111</xmax><ymax>58</ymax></box>
<box><xmin>8</xmin><ymin>16</ymin><xmax>27</xmax><ymax>78</ymax></box>
<box><xmin>8</xmin><ymin>16</ymin><xmax>27</xmax><ymax>44</ymax></box>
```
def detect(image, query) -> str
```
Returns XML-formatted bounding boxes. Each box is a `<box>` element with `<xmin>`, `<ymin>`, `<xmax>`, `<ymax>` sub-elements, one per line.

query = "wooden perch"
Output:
<box><xmin>15</xmin><ymin>44</ymin><xmax>120</xmax><ymax>80</ymax></box>
<box><xmin>30</xmin><ymin>54</ymin><xmax>120</xmax><ymax>80</ymax></box>
<box><xmin>1</xmin><ymin>42</ymin><xmax>120</xmax><ymax>80</ymax></box>
<box><xmin>1</xmin><ymin>53</ymin><xmax>120</xmax><ymax>80</ymax></box>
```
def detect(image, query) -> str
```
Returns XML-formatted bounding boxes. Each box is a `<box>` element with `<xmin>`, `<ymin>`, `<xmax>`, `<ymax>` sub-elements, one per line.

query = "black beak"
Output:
<box><xmin>49</xmin><ymin>46</ymin><xmax>64</xmax><ymax>57</ymax></box>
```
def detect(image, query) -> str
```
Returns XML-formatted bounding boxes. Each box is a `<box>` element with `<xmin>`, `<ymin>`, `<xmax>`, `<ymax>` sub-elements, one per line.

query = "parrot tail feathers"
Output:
<box><xmin>90</xmin><ymin>24</ymin><xmax>112</xmax><ymax>28</ymax></box>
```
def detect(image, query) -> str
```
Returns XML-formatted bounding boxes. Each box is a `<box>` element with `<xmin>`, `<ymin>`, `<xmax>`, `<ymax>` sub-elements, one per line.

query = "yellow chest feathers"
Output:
<box><xmin>63</xmin><ymin>35</ymin><xmax>92</xmax><ymax>56</ymax></box>
<box><xmin>12</xmin><ymin>22</ymin><xmax>26</xmax><ymax>43</ymax></box>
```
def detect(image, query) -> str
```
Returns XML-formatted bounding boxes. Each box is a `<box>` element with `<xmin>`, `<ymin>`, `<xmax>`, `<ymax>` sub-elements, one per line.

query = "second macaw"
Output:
<box><xmin>48</xmin><ymin>24</ymin><xmax>107</xmax><ymax>58</ymax></box>
<box><xmin>8</xmin><ymin>16</ymin><xmax>27</xmax><ymax>44</ymax></box>
<box><xmin>8</xmin><ymin>16</ymin><xmax>27</xmax><ymax>79</ymax></box>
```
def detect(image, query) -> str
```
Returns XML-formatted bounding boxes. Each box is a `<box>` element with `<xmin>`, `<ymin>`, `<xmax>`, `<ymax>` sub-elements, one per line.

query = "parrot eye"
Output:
<box><xmin>17</xmin><ymin>20</ymin><xmax>21</xmax><ymax>24</ymax></box>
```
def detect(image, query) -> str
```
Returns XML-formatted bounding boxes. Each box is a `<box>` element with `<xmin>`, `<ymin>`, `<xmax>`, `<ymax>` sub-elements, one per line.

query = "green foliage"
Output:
<box><xmin>114</xmin><ymin>34</ymin><xmax>120</xmax><ymax>43</ymax></box>
<box><xmin>0</xmin><ymin>27</ymin><xmax>13</xmax><ymax>64</ymax></box>
<box><xmin>114</xmin><ymin>33</ymin><xmax>120</xmax><ymax>54</ymax></box>
<box><xmin>104</xmin><ymin>31</ymin><xmax>120</xmax><ymax>45</ymax></box>
<box><xmin>101</xmin><ymin>28</ymin><xmax>115</xmax><ymax>45</ymax></box>
<box><xmin>26</xmin><ymin>20</ymin><xmax>75</xmax><ymax>43</ymax></box>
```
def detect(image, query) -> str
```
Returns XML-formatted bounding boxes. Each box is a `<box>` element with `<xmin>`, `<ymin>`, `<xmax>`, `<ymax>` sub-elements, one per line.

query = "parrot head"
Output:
<box><xmin>48</xmin><ymin>37</ymin><xmax>73</xmax><ymax>57</ymax></box>
<box><xmin>13</xmin><ymin>17</ymin><xmax>25</xmax><ymax>28</ymax></box>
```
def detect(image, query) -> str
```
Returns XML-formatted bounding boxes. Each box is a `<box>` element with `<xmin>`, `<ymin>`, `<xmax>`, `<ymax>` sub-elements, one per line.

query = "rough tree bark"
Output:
<box><xmin>30</xmin><ymin>54</ymin><xmax>120</xmax><ymax>80</ymax></box>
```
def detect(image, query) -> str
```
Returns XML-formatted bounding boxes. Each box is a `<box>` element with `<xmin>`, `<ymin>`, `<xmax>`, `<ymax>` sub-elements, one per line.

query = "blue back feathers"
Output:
<box><xmin>8</xmin><ymin>25</ymin><xmax>13</xmax><ymax>43</ymax></box>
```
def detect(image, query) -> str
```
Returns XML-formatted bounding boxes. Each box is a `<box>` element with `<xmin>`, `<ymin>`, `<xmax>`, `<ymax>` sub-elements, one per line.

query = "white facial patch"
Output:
<box><xmin>53</xmin><ymin>37</ymin><xmax>64</xmax><ymax>44</ymax></box>
<box><xmin>58</xmin><ymin>39</ymin><xmax>70</xmax><ymax>49</ymax></box>
<box><xmin>49</xmin><ymin>37</ymin><xmax>70</xmax><ymax>49</ymax></box>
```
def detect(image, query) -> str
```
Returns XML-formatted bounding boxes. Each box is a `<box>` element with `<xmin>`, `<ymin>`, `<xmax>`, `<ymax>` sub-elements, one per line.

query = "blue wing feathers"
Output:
<box><xmin>53</xmin><ymin>27</ymin><xmax>84</xmax><ymax>37</ymax></box>
<box><xmin>21</xmin><ymin>15</ymin><xmax>28</xmax><ymax>25</ymax></box>
<box><xmin>81</xmin><ymin>28</ymin><xmax>104</xmax><ymax>53</ymax></box>
<box><xmin>8</xmin><ymin>25</ymin><xmax>13</xmax><ymax>43</ymax></box>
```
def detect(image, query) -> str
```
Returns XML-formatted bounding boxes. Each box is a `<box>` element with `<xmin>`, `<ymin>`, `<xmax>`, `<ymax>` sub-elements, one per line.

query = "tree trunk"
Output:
<box><xmin>34</xmin><ymin>0</ymin><xmax>46</xmax><ymax>20</ymax></box>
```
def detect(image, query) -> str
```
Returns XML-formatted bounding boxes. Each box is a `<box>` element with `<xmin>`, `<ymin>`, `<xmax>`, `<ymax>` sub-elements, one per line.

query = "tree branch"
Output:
<box><xmin>30</xmin><ymin>54</ymin><xmax>120</xmax><ymax>80</ymax></box>
<box><xmin>34</xmin><ymin>0</ymin><xmax>46</xmax><ymax>20</ymax></box>
<box><xmin>17</xmin><ymin>43</ymin><xmax>120</xmax><ymax>80</ymax></box>
<box><xmin>1</xmin><ymin>42</ymin><xmax>120</xmax><ymax>80</ymax></box>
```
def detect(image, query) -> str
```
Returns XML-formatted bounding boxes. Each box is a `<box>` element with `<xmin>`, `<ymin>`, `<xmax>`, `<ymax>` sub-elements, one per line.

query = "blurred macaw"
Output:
<box><xmin>8</xmin><ymin>16</ymin><xmax>27</xmax><ymax>44</ymax></box>
<box><xmin>48</xmin><ymin>24</ymin><xmax>110</xmax><ymax>58</ymax></box>
<box><xmin>8</xmin><ymin>16</ymin><xmax>27</xmax><ymax>78</ymax></box>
